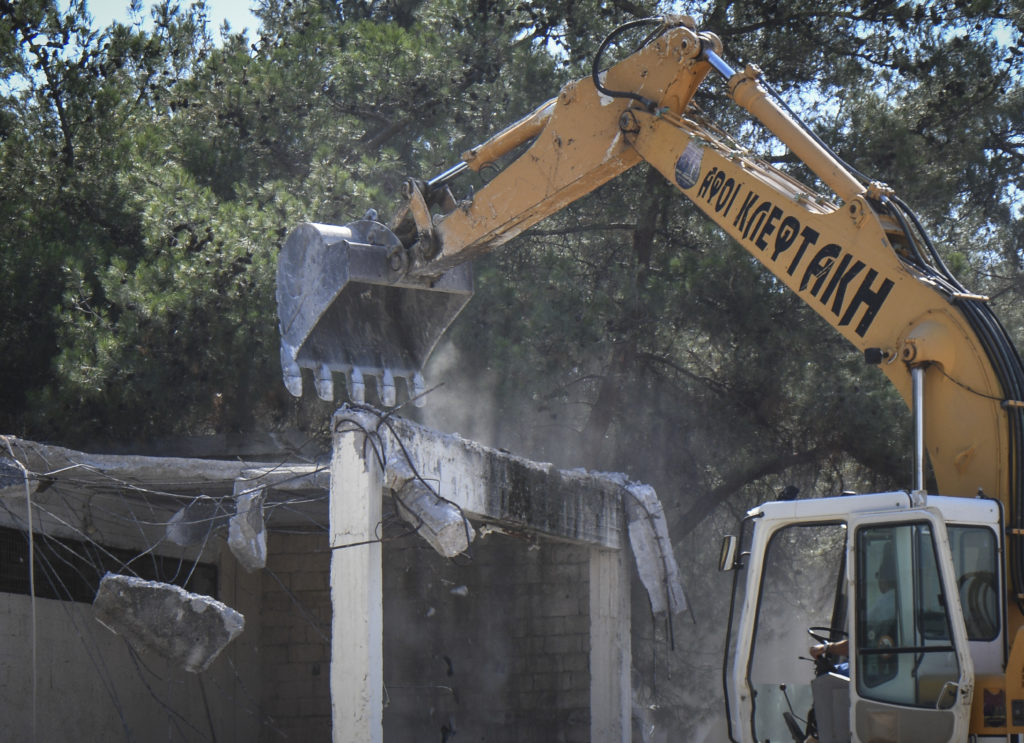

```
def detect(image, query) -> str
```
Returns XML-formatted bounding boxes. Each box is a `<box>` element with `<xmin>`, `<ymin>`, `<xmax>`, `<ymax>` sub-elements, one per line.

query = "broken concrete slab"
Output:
<box><xmin>1</xmin><ymin>437</ymin><xmax>274</xmax><ymax>489</ymax></box>
<box><xmin>228</xmin><ymin>484</ymin><xmax>267</xmax><ymax>572</ymax></box>
<box><xmin>93</xmin><ymin>573</ymin><xmax>244</xmax><ymax>673</ymax></box>
<box><xmin>620</xmin><ymin>480</ymin><xmax>688</xmax><ymax>616</ymax></box>
<box><xmin>336</xmin><ymin>407</ymin><xmax>626</xmax><ymax>548</ymax></box>
<box><xmin>386</xmin><ymin>459</ymin><xmax>475</xmax><ymax>558</ymax></box>
<box><xmin>0</xmin><ymin>437</ymin><xmax>328</xmax><ymax>521</ymax></box>
<box><xmin>394</xmin><ymin>479</ymin><xmax>475</xmax><ymax>558</ymax></box>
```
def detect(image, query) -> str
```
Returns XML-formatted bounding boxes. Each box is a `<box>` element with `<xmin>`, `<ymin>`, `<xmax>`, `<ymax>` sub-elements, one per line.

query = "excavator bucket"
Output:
<box><xmin>276</xmin><ymin>220</ymin><xmax>473</xmax><ymax>406</ymax></box>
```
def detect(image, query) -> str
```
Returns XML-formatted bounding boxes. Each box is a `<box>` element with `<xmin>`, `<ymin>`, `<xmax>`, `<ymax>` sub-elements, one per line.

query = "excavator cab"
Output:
<box><xmin>721</xmin><ymin>493</ymin><xmax>988</xmax><ymax>743</ymax></box>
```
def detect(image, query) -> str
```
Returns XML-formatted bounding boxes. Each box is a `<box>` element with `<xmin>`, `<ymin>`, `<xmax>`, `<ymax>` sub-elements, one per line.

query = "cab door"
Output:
<box><xmin>847</xmin><ymin>509</ymin><xmax>974</xmax><ymax>742</ymax></box>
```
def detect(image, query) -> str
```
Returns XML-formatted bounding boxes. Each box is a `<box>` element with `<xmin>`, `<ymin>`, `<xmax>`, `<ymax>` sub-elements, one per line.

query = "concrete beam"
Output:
<box><xmin>0</xmin><ymin>436</ymin><xmax>328</xmax><ymax>497</ymax></box>
<box><xmin>335</xmin><ymin>408</ymin><xmax>626</xmax><ymax>549</ymax></box>
<box><xmin>0</xmin><ymin>436</ymin><xmax>329</xmax><ymax>531</ymax></box>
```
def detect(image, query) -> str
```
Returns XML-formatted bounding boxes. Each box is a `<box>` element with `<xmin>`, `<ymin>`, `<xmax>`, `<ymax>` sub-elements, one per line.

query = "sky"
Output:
<box><xmin>84</xmin><ymin>0</ymin><xmax>261</xmax><ymax>38</ymax></box>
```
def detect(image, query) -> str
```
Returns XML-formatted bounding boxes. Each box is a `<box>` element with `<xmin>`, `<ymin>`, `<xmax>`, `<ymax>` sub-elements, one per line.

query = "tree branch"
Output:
<box><xmin>675</xmin><ymin>447</ymin><xmax>827</xmax><ymax>536</ymax></box>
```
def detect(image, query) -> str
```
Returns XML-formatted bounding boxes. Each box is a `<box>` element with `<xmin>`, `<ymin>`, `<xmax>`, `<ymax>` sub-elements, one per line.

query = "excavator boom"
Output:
<box><xmin>276</xmin><ymin>18</ymin><xmax>1024</xmax><ymax>738</ymax></box>
<box><xmin>276</xmin><ymin>14</ymin><xmax>1022</xmax><ymax>531</ymax></box>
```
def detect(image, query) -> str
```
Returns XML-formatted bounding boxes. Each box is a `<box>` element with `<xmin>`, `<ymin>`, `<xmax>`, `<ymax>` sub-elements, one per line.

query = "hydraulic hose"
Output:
<box><xmin>886</xmin><ymin>195</ymin><xmax>1024</xmax><ymax>610</ymax></box>
<box><xmin>591</xmin><ymin>17</ymin><xmax>667</xmax><ymax>110</ymax></box>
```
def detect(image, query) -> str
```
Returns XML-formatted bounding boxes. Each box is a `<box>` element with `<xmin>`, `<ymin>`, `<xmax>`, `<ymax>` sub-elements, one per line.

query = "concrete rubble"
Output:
<box><xmin>93</xmin><ymin>573</ymin><xmax>245</xmax><ymax>673</ymax></box>
<box><xmin>385</xmin><ymin>460</ymin><xmax>475</xmax><ymax>558</ymax></box>
<box><xmin>619</xmin><ymin>479</ymin><xmax>688</xmax><ymax>616</ymax></box>
<box><xmin>228</xmin><ymin>484</ymin><xmax>268</xmax><ymax>571</ymax></box>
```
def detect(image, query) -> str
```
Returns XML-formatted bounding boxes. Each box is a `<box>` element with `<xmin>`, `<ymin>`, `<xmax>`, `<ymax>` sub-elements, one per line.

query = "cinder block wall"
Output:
<box><xmin>383</xmin><ymin>532</ymin><xmax>591</xmax><ymax>743</ymax></box>
<box><xmin>256</xmin><ymin>528</ymin><xmax>591</xmax><ymax>742</ymax></box>
<box><xmin>259</xmin><ymin>531</ymin><xmax>332</xmax><ymax>742</ymax></box>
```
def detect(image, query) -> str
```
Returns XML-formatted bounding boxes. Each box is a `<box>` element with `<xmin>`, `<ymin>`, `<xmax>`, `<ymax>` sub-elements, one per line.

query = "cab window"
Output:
<box><xmin>749</xmin><ymin>523</ymin><xmax>846</xmax><ymax>741</ymax></box>
<box><xmin>855</xmin><ymin>523</ymin><xmax>959</xmax><ymax>706</ymax></box>
<box><xmin>949</xmin><ymin>525</ymin><xmax>998</xmax><ymax>641</ymax></box>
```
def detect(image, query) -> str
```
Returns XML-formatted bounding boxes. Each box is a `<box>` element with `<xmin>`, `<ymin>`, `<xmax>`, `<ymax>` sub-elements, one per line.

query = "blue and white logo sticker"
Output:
<box><xmin>674</xmin><ymin>142</ymin><xmax>703</xmax><ymax>190</ymax></box>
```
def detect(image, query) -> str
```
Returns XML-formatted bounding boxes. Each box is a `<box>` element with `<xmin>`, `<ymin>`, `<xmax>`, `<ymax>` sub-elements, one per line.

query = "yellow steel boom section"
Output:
<box><xmin>393</xmin><ymin>17</ymin><xmax>1009</xmax><ymax>512</ymax></box>
<box><xmin>627</xmin><ymin>101</ymin><xmax>1006</xmax><ymax>507</ymax></box>
<box><xmin>367</xmin><ymin>20</ymin><xmax>1024</xmax><ymax>656</ymax></box>
<box><xmin>391</xmin><ymin>19</ymin><xmax>713</xmax><ymax>272</ymax></box>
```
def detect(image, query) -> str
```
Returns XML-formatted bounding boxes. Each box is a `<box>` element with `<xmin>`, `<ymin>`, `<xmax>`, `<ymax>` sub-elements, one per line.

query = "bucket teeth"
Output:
<box><xmin>381</xmin><ymin>369</ymin><xmax>397</xmax><ymax>407</ymax></box>
<box><xmin>349</xmin><ymin>367</ymin><xmax>366</xmax><ymax>404</ymax></box>
<box><xmin>314</xmin><ymin>364</ymin><xmax>334</xmax><ymax>402</ymax></box>
<box><xmin>411</xmin><ymin>373</ymin><xmax>427</xmax><ymax>408</ymax></box>
<box><xmin>281</xmin><ymin>346</ymin><xmax>304</xmax><ymax>398</ymax></box>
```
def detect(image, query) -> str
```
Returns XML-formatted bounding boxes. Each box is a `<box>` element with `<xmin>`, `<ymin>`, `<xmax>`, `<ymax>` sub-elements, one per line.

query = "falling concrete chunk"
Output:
<box><xmin>166</xmin><ymin>495</ymin><xmax>228</xmax><ymax>546</ymax></box>
<box><xmin>0</xmin><ymin>456</ymin><xmax>36</xmax><ymax>499</ymax></box>
<box><xmin>387</xmin><ymin>458</ymin><xmax>473</xmax><ymax>557</ymax></box>
<box><xmin>228</xmin><ymin>484</ymin><xmax>267</xmax><ymax>572</ymax></box>
<box><xmin>93</xmin><ymin>573</ymin><xmax>244</xmax><ymax>673</ymax></box>
<box><xmin>395</xmin><ymin>479</ymin><xmax>476</xmax><ymax>558</ymax></box>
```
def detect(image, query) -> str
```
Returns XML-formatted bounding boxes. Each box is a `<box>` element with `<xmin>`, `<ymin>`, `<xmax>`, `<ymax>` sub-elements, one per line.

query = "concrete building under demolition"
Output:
<box><xmin>0</xmin><ymin>406</ymin><xmax>685</xmax><ymax>742</ymax></box>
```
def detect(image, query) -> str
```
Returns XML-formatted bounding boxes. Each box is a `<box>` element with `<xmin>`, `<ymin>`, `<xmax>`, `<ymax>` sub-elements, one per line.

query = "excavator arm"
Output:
<box><xmin>388</xmin><ymin>17</ymin><xmax>711</xmax><ymax>274</ymax></box>
<box><xmin>277</xmin><ymin>15</ymin><xmax>1024</xmax><ymax>620</ymax></box>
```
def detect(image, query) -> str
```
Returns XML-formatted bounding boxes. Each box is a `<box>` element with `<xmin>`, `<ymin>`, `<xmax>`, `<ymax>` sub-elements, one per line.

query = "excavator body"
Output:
<box><xmin>274</xmin><ymin>14</ymin><xmax>1024</xmax><ymax>741</ymax></box>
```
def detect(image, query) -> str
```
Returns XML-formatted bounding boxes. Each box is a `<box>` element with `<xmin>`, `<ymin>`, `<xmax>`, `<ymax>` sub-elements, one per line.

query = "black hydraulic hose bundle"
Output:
<box><xmin>886</xmin><ymin>195</ymin><xmax>1024</xmax><ymax>611</ymax></box>
<box><xmin>954</xmin><ymin>297</ymin><xmax>1024</xmax><ymax>609</ymax></box>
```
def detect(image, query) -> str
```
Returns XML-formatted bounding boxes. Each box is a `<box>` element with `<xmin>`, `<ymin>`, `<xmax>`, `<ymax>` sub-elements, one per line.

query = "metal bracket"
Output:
<box><xmin>403</xmin><ymin>179</ymin><xmax>440</xmax><ymax>260</ymax></box>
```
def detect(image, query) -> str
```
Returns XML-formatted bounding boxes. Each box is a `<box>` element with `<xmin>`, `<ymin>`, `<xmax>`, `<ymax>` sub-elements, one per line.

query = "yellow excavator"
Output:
<box><xmin>275</xmin><ymin>15</ymin><xmax>1024</xmax><ymax>743</ymax></box>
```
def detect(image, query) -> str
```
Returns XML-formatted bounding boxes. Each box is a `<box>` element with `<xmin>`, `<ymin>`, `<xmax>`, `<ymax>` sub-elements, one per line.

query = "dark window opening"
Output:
<box><xmin>0</xmin><ymin>525</ymin><xmax>217</xmax><ymax>603</ymax></box>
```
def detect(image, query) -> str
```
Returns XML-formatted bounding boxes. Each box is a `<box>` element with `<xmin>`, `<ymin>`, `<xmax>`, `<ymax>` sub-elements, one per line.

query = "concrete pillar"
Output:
<box><xmin>330</xmin><ymin>421</ymin><xmax>384</xmax><ymax>743</ymax></box>
<box><xmin>589</xmin><ymin>546</ymin><xmax>631</xmax><ymax>743</ymax></box>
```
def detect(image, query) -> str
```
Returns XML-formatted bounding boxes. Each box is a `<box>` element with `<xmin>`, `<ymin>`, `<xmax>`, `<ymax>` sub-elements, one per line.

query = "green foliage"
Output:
<box><xmin>1</xmin><ymin>0</ymin><xmax>1022</xmax><ymax>499</ymax></box>
<box><xmin>1</xmin><ymin>0</ymin><xmax>1022</xmax><ymax>734</ymax></box>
